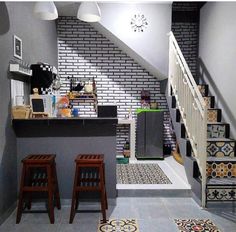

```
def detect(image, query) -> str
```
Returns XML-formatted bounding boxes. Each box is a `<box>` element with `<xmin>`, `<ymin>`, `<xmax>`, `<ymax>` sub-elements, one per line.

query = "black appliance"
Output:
<box><xmin>97</xmin><ymin>105</ymin><xmax>117</xmax><ymax>118</ymax></box>
<box><xmin>30</xmin><ymin>63</ymin><xmax>54</xmax><ymax>94</ymax></box>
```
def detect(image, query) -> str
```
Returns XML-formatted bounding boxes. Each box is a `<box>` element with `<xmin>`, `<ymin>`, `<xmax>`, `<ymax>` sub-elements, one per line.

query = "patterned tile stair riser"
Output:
<box><xmin>207</xmin><ymin>124</ymin><xmax>229</xmax><ymax>139</ymax></box>
<box><xmin>198</xmin><ymin>85</ymin><xmax>208</xmax><ymax>97</ymax></box>
<box><xmin>207</xmin><ymin>109</ymin><xmax>221</xmax><ymax>123</ymax></box>
<box><xmin>207</xmin><ymin>141</ymin><xmax>235</xmax><ymax>157</ymax></box>
<box><xmin>177</xmin><ymin>84</ymin><xmax>236</xmax><ymax>204</ymax></box>
<box><xmin>207</xmin><ymin>186</ymin><xmax>236</xmax><ymax>201</ymax></box>
<box><xmin>174</xmin><ymin>219</ymin><xmax>221</xmax><ymax>232</ymax></box>
<box><xmin>207</xmin><ymin>162</ymin><xmax>236</xmax><ymax>178</ymax></box>
<box><xmin>204</xmin><ymin>96</ymin><xmax>215</xmax><ymax>109</ymax></box>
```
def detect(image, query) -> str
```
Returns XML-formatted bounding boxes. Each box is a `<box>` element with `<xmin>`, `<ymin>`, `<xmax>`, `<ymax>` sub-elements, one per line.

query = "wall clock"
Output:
<box><xmin>131</xmin><ymin>14</ymin><xmax>148</xmax><ymax>32</ymax></box>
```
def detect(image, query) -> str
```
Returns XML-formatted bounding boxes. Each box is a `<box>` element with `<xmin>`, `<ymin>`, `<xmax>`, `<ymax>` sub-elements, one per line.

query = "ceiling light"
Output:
<box><xmin>77</xmin><ymin>2</ymin><xmax>101</xmax><ymax>23</ymax></box>
<box><xmin>34</xmin><ymin>2</ymin><xmax>58</xmax><ymax>20</ymax></box>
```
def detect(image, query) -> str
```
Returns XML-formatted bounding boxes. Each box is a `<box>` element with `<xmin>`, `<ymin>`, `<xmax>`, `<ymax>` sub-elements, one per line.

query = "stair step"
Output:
<box><xmin>207</xmin><ymin>178</ymin><xmax>236</xmax><ymax>185</ymax></box>
<box><xmin>207</xmin><ymin>156</ymin><xmax>236</xmax><ymax>162</ymax></box>
<box><xmin>198</xmin><ymin>84</ymin><xmax>209</xmax><ymax>97</ymax></box>
<box><xmin>207</xmin><ymin>138</ymin><xmax>235</xmax><ymax>157</ymax></box>
<box><xmin>204</xmin><ymin>96</ymin><xmax>215</xmax><ymax>108</ymax></box>
<box><xmin>207</xmin><ymin>109</ymin><xmax>221</xmax><ymax>122</ymax></box>
<box><xmin>207</xmin><ymin>123</ymin><xmax>230</xmax><ymax>139</ymax></box>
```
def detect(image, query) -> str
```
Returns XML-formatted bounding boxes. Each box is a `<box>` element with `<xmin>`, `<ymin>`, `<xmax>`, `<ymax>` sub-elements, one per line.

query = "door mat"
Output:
<box><xmin>117</xmin><ymin>163</ymin><xmax>172</xmax><ymax>184</ymax></box>
<box><xmin>174</xmin><ymin>219</ymin><xmax>221</xmax><ymax>232</ymax></box>
<box><xmin>98</xmin><ymin>219</ymin><xmax>139</xmax><ymax>232</ymax></box>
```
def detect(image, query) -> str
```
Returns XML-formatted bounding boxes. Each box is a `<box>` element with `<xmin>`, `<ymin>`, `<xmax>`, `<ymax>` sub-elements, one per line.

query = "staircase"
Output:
<box><xmin>168</xmin><ymin>32</ymin><xmax>236</xmax><ymax>207</ymax></box>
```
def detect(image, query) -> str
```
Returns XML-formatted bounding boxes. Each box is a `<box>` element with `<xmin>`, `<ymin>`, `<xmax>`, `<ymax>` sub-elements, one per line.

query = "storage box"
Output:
<box><xmin>116</xmin><ymin>157</ymin><xmax>129</xmax><ymax>164</ymax></box>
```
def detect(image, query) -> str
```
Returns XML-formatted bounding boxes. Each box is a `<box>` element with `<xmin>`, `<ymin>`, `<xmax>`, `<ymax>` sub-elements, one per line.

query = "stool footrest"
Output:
<box><xmin>22</xmin><ymin>186</ymin><xmax>49</xmax><ymax>192</ymax></box>
<box><xmin>76</xmin><ymin>186</ymin><xmax>101</xmax><ymax>191</ymax></box>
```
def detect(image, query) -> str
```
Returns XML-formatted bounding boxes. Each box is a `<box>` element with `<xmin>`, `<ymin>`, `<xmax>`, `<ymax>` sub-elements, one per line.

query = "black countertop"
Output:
<box><xmin>12</xmin><ymin>117</ymin><xmax>118</xmax><ymax>137</ymax></box>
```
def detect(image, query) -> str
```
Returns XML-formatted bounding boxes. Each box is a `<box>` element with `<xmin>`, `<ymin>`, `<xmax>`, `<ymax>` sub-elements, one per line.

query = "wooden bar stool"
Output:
<box><xmin>69</xmin><ymin>154</ymin><xmax>108</xmax><ymax>223</ymax></box>
<box><xmin>16</xmin><ymin>154</ymin><xmax>61</xmax><ymax>224</ymax></box>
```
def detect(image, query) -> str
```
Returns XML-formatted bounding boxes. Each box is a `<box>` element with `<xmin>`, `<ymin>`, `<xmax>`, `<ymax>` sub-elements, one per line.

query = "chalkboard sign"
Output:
<box><xmin>31</xmin><ymin>98</ymin><xmax>44</xmax><ymax>112</ymax></box>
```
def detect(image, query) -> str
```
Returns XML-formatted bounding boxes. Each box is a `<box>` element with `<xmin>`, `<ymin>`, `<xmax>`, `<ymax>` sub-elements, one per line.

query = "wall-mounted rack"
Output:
<box><xmin>9</xmin><ymin>63</ymin><xmax>32</xmax><ymax>76</ymax></box>
<box><xmin>69</xmin><ymin>93</ymin><xmax>98</xmax><ymax>112</ymax></box>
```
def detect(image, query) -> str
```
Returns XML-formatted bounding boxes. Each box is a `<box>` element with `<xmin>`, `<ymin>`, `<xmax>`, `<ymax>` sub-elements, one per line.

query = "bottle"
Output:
<box><xmin>92</xmin><ymin>76</ymin><xmax>96</xmax><ymax>94</ymax></box>
<box><xmin>125</xmin><ymin>141</ymin><xmax>130</xmax><ymax>150</ymax></box>
<box><xmin>123</xmin><ymin>140</ymin><xmax>130</xmax><ymax>158</ymax></box>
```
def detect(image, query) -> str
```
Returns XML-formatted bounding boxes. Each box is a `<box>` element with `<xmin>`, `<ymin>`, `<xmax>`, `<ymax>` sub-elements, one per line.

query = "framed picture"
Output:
<box><xmin>13</xmin><ymin>35</ymin><xmax>22</xmax><ymax>60</ymax></box>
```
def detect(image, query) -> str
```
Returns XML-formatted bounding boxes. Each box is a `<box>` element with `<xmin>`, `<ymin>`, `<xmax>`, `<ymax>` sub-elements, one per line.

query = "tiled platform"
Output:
<box><xmin>117</xmin><ymin>156</ymin><xmax>191</xmax><ymax>197</ymax></box>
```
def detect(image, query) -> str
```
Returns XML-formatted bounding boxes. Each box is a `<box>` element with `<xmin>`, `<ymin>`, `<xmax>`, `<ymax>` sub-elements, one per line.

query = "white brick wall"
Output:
<box><xmin>57</xmin><ymin>17</ymin><xmax>175</xmax><ymax>155</ymax></box>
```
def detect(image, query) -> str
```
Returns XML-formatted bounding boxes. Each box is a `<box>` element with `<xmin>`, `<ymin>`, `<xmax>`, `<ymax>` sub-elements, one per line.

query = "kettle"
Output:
<box><xmin>84</xmin><ymin>80</ymin><xmax>93</xmax><ymax>93</ymax></box>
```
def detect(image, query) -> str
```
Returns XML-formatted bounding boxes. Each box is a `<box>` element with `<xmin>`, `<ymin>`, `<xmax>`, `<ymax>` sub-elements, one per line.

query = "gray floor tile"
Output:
<box><xmin>59</xmin><ymin>206</ymin><xmax>101</xmax><ymax>224</ymax></box>
<box><xmin>161</xmin><ymin>197</ymin><xmax>197</xmax><ymax>206</ymax></box>
<box><xmin>0</xmin><ymin>223</ymin><xmax>15</xmax><ymax>232</ymax></box>
<box><xmin>58</xmin><ymin>220</ymin><xmax>98</xmax><ymax>232</ymax></box>
<box><xmin>135</xmin><ymin>204</ymin><xmax>170</xmax><ymax>219</ymax></box>
<box><xmin>166</xmin><ymin>205</ymin><xmax>211</xmax><ymax>219</ymax></box>
<box><xmin>0</xmin><ymin>223</ymin><xmax>59</xmax><ymax>232</ymax></box>
<box><xmin>138</xmin><ymin>218</ymin><xmax>179</xmax><ymax>232</ymax></box>
<box><xmin>108</xmin><ymin>205</ymin><xmax>139</xmax><ymax>219</ymax></box>
<box><xmin>131</xmin><ymin>197</ymin><xmax>164</xmax><ymax>205</ymax></box>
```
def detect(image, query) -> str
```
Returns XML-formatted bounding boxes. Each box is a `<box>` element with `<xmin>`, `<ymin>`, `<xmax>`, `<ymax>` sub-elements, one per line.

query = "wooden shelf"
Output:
<box><xmin>118</xmin><ymin>118</ymin><xmax>136</xmax><ymax>161</ymax></box>
<box><xmin>69</xmin><ymin>93</ymin><xmax>97</xmax><ymax>111</ymax></box>
<box><xmin>10</xmin><ymin>64</ymin><xmax>32</xmax><ymax>76</ymax></box>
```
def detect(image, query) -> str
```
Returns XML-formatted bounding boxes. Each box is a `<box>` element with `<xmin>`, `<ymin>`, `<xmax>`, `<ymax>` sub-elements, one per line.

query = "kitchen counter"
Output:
<box><xmin>13</xmin><ymin>117</ymin><xmax>117</xmax><ymax>137</ymax></box>
<box><xmin>13</xmin><ymin>117</ymin><xmax>118</xmax><ymax>199</ymax></box>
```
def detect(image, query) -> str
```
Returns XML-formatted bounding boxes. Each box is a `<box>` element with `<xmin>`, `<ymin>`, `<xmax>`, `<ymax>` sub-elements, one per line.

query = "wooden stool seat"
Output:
<box><xmin>69</xmin><ymin>154</ymin><xmax>108</xmax><ymax>223</ymax></box>
<box><xmin>16</xmin><ymin>154</ymin><xmax>61</xmax><ymax>224</ymax></box>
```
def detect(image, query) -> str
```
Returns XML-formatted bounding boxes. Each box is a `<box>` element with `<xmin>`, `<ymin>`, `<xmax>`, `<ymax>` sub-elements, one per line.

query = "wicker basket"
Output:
<box><xmin>12</xmin><ymin>106</ymin><xmax>31</xmax><ymax>119</ymax></box>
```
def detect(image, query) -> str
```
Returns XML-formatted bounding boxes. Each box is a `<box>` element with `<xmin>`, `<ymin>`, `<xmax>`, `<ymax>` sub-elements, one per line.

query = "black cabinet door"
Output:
<box><xmin>145</xmin><ymin>112</ymin><xmax>163</xmax><ymax>158</ymax></box>
<box><xmin>136</xmin><ymin>111</ymin><xmax>163</xmax><ymax>159</ymax></box>
<box><xmin>136</xmin><ymin>112</ymin><xmax>145</xmax><ymax>157</ymax></box>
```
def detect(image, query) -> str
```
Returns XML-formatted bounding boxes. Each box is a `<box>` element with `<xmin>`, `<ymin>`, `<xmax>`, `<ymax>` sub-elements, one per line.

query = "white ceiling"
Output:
<box><xmin>55</xmin><ymin>2</ymin><xmax>80</xmax><ymax>16</ymax></box>
<box><xmin>55</xmin><ymin>1</ymin><xmax>172</xmax><ymax>16</ymax></box>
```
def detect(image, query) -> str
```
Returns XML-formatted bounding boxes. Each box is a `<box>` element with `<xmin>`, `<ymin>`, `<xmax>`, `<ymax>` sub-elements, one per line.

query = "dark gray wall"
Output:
<box><xmin>0</xmin><ymin>2</ymin><xmax>57</xmax><ymax>223</ymax></box>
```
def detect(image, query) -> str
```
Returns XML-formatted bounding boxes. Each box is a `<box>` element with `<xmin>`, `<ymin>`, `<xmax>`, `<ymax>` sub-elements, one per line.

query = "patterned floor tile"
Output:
<box><xmin>174</xmin><ymin>219</ymin><xmax>221</xmax><ymax>232</ymax></box>
<box><xmin>117</xmin><ymin>164</ymin><xmax>172</xmax><ymax>184</ymax></box>
<box><xmin>98</xmin><ymin>219</ymin><xmax>139</xmax><ymax>232</ymax></box>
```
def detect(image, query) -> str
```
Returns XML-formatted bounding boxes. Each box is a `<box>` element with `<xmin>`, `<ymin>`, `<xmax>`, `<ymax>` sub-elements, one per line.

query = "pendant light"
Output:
<box><xmin>34</xmin><ymin>2</ymin><xmax>58</xmax><ymax>20</ymax></box>
<box><xmin>77</xmin><ymin>2</ymin><xmax>101</xmax><ymax>23</ymax></box>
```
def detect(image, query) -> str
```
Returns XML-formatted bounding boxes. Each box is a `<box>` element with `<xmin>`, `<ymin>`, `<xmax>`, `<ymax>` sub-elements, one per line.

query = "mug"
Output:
<box><xmin>72</xmin><ymin>108</ymin><xmax>79</xmax><ymax>117</ymax></box>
